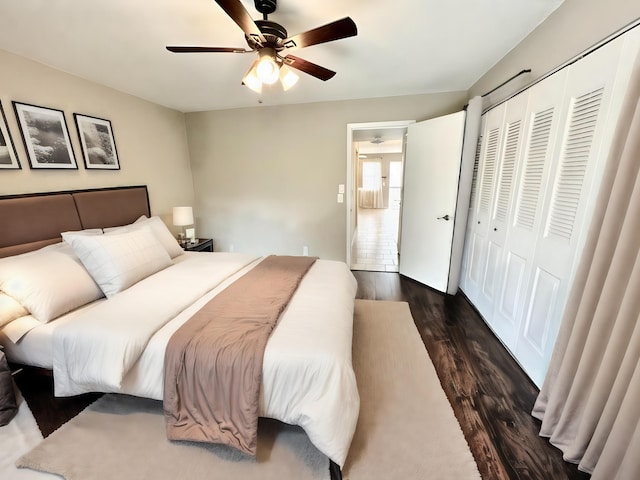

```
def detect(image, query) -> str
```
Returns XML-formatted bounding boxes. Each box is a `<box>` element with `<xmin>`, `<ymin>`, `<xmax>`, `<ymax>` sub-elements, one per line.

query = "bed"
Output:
<box><xmin>0</xmin><ymin>186</ymin><xmax>359</xmax><ymax>479</ymax></box>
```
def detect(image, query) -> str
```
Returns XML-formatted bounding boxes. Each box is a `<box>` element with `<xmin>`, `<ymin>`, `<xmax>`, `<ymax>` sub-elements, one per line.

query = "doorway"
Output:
<box><xmin>346</xmin><ymin>121</ymin><xmax>413</xmax><ymax>272</ymax></box>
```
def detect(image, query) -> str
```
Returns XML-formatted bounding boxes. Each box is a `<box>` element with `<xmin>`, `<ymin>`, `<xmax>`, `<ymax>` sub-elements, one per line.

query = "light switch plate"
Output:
<box><xmin>338</xmin><ymin>184</ymin><xmax>345</xmax><ymax>194</ymax></box>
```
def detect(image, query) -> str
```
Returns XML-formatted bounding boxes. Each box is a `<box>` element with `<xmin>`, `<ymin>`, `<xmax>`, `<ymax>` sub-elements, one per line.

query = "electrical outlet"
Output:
<box><xmin>337</xmin><ymin>193</ymin><xmax>344</xmax><ymax>203</ymax></box>
<box><xmin>303</xmin><ymin>245</ymin><xmax>309</xmax><ymax>256</ymax></box>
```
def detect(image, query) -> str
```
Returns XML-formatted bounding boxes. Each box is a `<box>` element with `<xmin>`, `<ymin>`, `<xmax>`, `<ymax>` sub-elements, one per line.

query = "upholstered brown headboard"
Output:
<box><xmin>0</xmin><ymin>186</ymin><xmax>150</xmax><ymax>258</ymax></box>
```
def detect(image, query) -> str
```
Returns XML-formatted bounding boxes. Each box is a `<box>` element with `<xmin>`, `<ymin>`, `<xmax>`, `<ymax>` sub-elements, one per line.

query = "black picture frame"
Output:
<box><xmin>73</xmin><ymin>113</ymin><xmax>120</xmax><ymax>170</ymax></box>
<box><xmin>0</xmin><ymin>100</ymin><xmax>21</xmax><ymax>170</ymax></box>
<box><xmin>12</xmin><ymin>101</ymin><xmax>77</xmax><ymax>170</ymax></box>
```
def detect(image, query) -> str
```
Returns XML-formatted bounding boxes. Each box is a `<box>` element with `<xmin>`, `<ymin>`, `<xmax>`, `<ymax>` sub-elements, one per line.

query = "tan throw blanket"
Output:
<box><xmin>163</xmin><ymin>255</ymin><xmax>317</xmax><ymax>456</ymax></box>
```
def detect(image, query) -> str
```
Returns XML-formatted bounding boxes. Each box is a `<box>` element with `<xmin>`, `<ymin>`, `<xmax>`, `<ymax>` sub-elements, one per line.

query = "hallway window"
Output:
<box><xmin>362</xmin><ymin>161</ymin><xmax>382</xmax><ymax>190</ymax></box>
<box><xmin>389</xmin><ymin>160</ymin><xmax>403</xmax><ymax>209</ymax></box>
<box><xmin>389</xmin><ymin>161</ymin><xmax>403</xmax><ymax>187</ymax></box>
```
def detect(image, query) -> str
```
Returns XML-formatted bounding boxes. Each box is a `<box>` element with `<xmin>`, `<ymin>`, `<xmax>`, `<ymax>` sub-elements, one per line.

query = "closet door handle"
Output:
<box><xmin>437</xmin><ymin>214</ymin><xmax>451</xmax><ymax>221</ymax></box>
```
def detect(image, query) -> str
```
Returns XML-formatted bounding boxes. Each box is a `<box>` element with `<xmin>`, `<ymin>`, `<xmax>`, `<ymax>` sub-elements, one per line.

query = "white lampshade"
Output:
<box><xmin>172</xmin><ymin>206</ymin><xmax>194</xmax><ymax>226</ymax></box>
<box><xmin>279</xmin><ymin>65</ymin><xmax>299</xmax><ymax>91</ymax></box>
<box><xmin>242</xmin><ymin>60</ymin><xmax>263</xmax><ymax>94</ymax></box>
<box><xmin>256</xmin><ymin>48</ymin><xmax>279</xmax><ymax>85</ymax></box>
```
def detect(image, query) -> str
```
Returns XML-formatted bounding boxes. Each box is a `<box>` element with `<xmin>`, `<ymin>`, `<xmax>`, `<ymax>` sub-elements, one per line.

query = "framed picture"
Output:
<box><xmin>73</xmin><ymin>113</ymin><xmax>120</xmax><ymax>170</ymax></box>
<box><xmin>0</xmin><ymin>101</ymin><xmax>20</xmax><ymax>170</ymax></box>
<box><xmin>12</xmin><ymin>102</ymin><xmax>77</xmax><ymax>169</ymax></box>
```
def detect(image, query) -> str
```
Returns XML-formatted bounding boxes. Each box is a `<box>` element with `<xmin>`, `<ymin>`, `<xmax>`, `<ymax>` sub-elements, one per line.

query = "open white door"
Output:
<box><xmin>399</xmin><ymin>111</ymin><xmax>466</xmax><ymax>293</ymax></box>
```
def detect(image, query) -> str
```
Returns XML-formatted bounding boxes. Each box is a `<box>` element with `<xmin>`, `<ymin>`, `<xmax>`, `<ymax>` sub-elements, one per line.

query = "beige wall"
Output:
<box><xmin>0</xmin><ymin>49</ymin><xmax>194</xmax><ymax>228</ymax></box>
<box><xmin>185</xmin><ymin>92</ymin><xmax>466</xmax><ymax>261</ymax></box>
<box><xmin>470</xmin><ymin>0</ymin><xmax>640</xmax><ymax>106</ymax></box>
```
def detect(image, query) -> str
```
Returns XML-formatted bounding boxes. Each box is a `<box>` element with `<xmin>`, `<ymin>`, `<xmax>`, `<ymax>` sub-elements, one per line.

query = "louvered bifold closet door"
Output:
<box><xmin>480</xmin><ymin>92</ymin><xmax>530</xmax><ymax>347</ymax></box>
<box><xmin>490</xmin><ymin>71</ymin><xmax>568</xmax><ymax>351</ymax></box>
<box><xmin>515</xmin><ymin>35</ymin><xmax>632</xmax><ymax>387</ymax></box>
<box><xmin>463</xmin><ymin>104</ymin><xmax>505</xmax><ymax>317</ymax></box>
<box><xmin>460</xmin><ymin>117</ymin><xmax>485</xmax><ymax>295</ymax></box>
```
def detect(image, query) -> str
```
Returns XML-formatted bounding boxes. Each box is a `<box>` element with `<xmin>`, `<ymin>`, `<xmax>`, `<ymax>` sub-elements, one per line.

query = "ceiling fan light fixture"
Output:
<box><xmin>279</xmin><ymin>65</ymin><xmax>299</xmax><ymax>91</ymax></box>
<box><xmin>168</xmin><ymin>1</ymin><xmax>358</xmax><ymax>94</ymax></box>
<box><xmin>371</xmin><ymin>136</ymin><xmax>384</xmax><ymax>144</ymax></box>
<box><xmin>256</xmin><ymin>48</ymin><xmax>279</xmax><ymax>85</ymax></box>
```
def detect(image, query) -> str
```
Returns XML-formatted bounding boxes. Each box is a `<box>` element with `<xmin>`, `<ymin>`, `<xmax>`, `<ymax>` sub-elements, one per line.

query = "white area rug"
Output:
<box><xmin>15</xmin><ymin>300</ymin><xmax>480</xmax><ymax>479</ymax></box>
<box><xmin>0</xmin><ymin>392</ymin><xmax>56</xmax><ymax>479</ymax></box>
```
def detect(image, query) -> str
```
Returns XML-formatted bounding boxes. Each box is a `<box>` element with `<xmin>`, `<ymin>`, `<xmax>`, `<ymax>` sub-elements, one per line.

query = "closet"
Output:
<box><xmin>460</xmin><ymin>26</ymin><xmax>640</xmax><ymax>387</ymax></box>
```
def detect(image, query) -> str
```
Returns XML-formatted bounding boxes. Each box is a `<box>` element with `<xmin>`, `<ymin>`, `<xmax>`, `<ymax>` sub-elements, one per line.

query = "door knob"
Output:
<box><xmin>437</xmin><ymin>214</ymin><xmax>451</xmax><ymax>221</ymax></box>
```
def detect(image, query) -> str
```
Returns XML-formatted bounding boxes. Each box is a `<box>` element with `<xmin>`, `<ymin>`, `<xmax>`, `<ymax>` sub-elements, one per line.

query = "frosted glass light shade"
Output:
<box><xmin>172</xmin><ymin>206</ymin><xmax>194</xmax><ymax>226</ymax></box>
<box><xmin>256</xmin><ymin>48</ymin><xmax>279</xmax><ymax>85</ymax></box>
<box><xmin>242</xmin><ymin>60</ymin><xmax>262</xmax><ymax>94</ymax></box>
<box><xmin>279</xmin><ymin>65</ymin><xmax>299</xmax><ymax>91</ymax></box>
<box><xmin>256</xmin><ymin>57</ymin><xmax>279</xmax><ymax>84</ymax></box>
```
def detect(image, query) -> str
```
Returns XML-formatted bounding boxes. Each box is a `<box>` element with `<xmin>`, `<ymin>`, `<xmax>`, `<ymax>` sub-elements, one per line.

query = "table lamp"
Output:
<box><xmin>172</xmin><ymin>206</ymin><xmax>194</xmax><ymax>244</ymax></box>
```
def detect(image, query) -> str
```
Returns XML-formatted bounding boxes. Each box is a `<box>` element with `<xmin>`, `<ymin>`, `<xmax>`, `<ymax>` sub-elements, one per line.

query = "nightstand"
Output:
<box><xmin>182</xmin><ymin>238</ymin><xmax>213</xmax><ymax>252</ymax></box>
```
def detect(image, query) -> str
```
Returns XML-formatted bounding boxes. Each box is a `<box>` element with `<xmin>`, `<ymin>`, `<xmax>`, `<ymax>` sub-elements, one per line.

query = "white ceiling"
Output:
<box><xmin>357</xmin><ymin>140</ymin><xmax>405</xmax><ymax>155</ymax></box>
<box><xmin>0</xmin><ymin>0</ymin><xmax>563</xmax><ymax>113</ymax></box>
<box><xmin>353</xmin><ymin>127</ymin><xmax>406</xmax><ymax>154</ymax></box>
<box><xmin>352</xmin><ymin>127</ymin><xmax>406</xmax><ymax>144</ymax></box>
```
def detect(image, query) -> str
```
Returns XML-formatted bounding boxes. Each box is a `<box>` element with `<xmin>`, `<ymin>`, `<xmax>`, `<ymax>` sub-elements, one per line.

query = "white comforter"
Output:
<box><xmin>51</xmin><ymin>252</ymin><xmax>360</xmax><ymax>467</ymax></box>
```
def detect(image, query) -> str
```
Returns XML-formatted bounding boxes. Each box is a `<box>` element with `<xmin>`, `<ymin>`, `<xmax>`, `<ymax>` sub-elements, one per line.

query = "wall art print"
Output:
<box><xmin>0</xmin><ymin>100</ymin><xmax>20</xmax><ymax>170</ymax></box>
<box><xmin>74</xmin><ymin>113</ymin><xmax>120</xmax><ymax>170</ymax></box>
<box><xmin>12</xmin><ymin>101</ymin><xmax>77</xmax><ymax>169</ymax></box>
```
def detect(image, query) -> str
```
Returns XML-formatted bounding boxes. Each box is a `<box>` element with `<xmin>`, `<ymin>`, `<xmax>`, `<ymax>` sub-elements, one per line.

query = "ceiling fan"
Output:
<box><xmin>166</xmin><ymin>0</ymin><xmax>357</xmax><ymax>93</ymax></box>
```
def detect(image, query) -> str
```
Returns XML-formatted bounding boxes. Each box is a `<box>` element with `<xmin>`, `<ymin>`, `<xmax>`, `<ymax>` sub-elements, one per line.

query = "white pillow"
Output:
<box><xmin>63</xmin><ymin>226</ymin><xmax>173</xmax><ymax>298</ymax></box>
<box><xmin>0</xmin><ymin>292</ymin><xmax>28</xmax><ymax>329</ymax></box>
<box><xmin>105</xmin><ymin>216</ymin><xmax>183</xmax><ymax>258</ymax></box>
<box><xmin>0</xmin><ymin>244</ymin><xmax>104</xmax><ymax>323</ymax></box>
<box><xmin>60</xmin><ymin>228</ymin><xmax>103</xmax><ymax>236</ymax></box>
<box><xmin>134</xmin><ymin>216</ymin><xmax>184</xmax><ymax>258</ymax></box>
<box><xmin>1</xmin><ymin>315</ymin><xmax>41</xmax><ymax>343</ymax></box>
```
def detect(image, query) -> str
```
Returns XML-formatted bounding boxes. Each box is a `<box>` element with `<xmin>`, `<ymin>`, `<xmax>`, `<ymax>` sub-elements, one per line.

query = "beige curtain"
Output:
<box><xmin>532</xmin><ymin>52</ymin><xmax>640</xmax><ymax>478</ymax></box>
<box><xmin>359</xmin><ymin>160</ymin><xmax>385</xmax><ymax>208</ymax></box>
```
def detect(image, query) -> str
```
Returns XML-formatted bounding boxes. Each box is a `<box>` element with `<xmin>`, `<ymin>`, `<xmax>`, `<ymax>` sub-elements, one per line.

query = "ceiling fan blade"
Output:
<box><xmin>215</xmin><ymin>0</ymin><xmax>265</xmax><ymax>43</ymax></box>
<box><xmin>283</xmin><ymin>55</ymin><xmax>336</xmax><ymax>81</ymax></box>
<box><xmin>166</xmin><ymin>46</ymin><xmax>251</xmax><ymax>53</ymax></box>
<box><xmin>283</xmin><ymin>17</ymin><xmax>357</xmax><ymax>50</ymax></box>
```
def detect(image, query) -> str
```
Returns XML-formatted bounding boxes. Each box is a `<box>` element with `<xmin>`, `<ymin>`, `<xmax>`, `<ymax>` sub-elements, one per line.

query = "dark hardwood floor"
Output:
<box><xmin>13</xmin><ymin>368</ymin><xmax>101</xmax><ymax>438</ymax></box>
<box><xmin>14</xmin><ymin>270</ymin><xmax>590</xmax><ymax>479</ymax></box>
<box><xmin>353</xmin><ymin>270</ymin><xmax>590</xmax><ymax>480</ymax></box>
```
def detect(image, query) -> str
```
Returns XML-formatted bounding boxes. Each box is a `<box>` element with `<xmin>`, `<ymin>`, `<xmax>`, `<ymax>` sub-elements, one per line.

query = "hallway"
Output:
<box><xmin>350</xmin><ymin>207</ymin><xmax>400</xmax><ymax>272</ymax></box>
